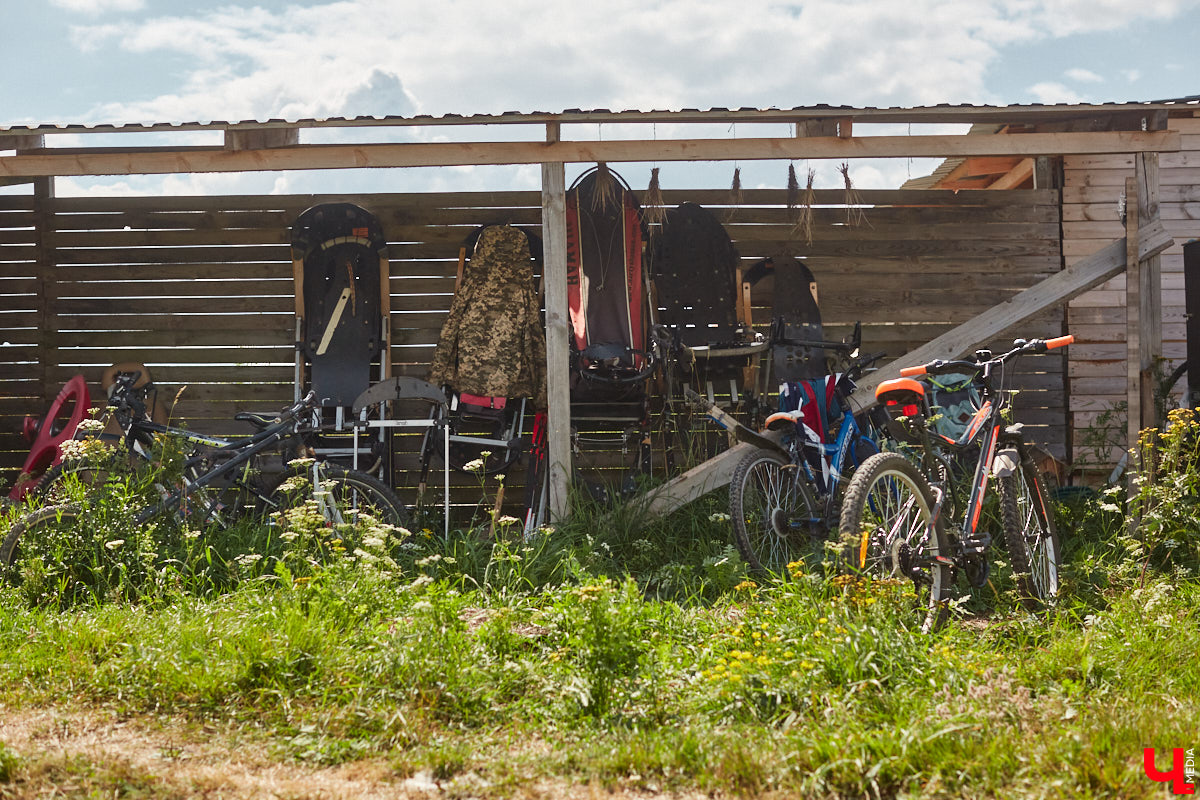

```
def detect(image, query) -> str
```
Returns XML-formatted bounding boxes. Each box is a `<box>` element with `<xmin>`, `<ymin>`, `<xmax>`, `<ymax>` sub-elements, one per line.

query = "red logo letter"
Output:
<box><xmin>1145</xmin><ymin>748</ymin><xmax>1196</xmax><ymax>795</ymax></box>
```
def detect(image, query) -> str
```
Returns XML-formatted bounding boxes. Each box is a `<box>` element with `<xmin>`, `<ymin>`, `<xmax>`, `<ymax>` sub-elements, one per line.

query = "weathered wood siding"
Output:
<box><xmin>0</xmin><ymin>187</ymin><xmax>1064</xmax><ymax>503</ymax></box>
<box><xmin>1064</xmin><ymin>116</ymin><xmax>1200</xmax><ymax>469</ymax></box>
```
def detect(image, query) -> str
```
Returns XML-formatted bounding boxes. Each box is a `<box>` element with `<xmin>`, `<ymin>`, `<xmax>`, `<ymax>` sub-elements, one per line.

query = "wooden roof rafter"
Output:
<box><xmin>0</xmin><ymin>129</ymin><xmax>1180</xmax><ymax>179</ymax></box>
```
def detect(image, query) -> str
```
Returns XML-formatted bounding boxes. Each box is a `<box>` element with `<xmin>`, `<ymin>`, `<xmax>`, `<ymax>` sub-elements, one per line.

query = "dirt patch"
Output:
<box><xmin>1</xmin><ymin>705</ymin><xmax>400</xmax><ymax>799</ymax></box>
<box><xmin>0</xmin><ymin>705</ymin><xmax>708</xmax><ymax>799</ymax></box>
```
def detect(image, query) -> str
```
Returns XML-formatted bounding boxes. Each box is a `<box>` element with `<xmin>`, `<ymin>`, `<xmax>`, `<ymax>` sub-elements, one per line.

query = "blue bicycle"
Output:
<box><xmin>694</xmin><ymin>345</ymin><xmax>885</xmax><ymax>573</ymax></box>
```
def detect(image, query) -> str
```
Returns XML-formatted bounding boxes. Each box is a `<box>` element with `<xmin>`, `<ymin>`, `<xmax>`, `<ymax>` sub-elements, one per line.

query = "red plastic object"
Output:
<box><xmin>8</xmin><ymin>375</ymin><xmax>91</xmax><ymax>502</ymax></box>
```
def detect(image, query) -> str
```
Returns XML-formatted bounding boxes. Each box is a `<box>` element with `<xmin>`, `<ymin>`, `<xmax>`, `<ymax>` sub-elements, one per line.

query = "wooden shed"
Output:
<box><xmin>0</xmin><ymin>101</ymin><xmax>1190</xmax><ymax>517</ymax></box>
<box><xmin>909</xmin><ymin>108</ymin><xmax>1200</xmax><ymax>475</ymax></box>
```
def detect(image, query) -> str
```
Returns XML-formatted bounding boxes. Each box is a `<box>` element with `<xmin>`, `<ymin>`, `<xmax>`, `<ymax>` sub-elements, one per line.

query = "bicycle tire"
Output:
<box><xmin>34</xmin><ymin>460</ymin><xmax>118</xmax><ymax>504</ymax></box>
<box><xmin>729</xmin><ymin>447</ymin><xmax>819</xmax><ymax>575</ymax></box>
<box><xmin>838</xmin><ymin>452</ymin><xmax>951</xmax><ymax>632</ymax></box>
<box><xmin>33</xmin><ymin>434</ymin><xmax>144</xmax><ymax>504</ymax></box>
<box><xmin>1</xmin><ymin>503</ymin><xmax>82</xmax><ymax>576</ymax></box>
<box><xmin>998</xmin><ymin>444</ymin><xmax>1060</xmax><ymax>610</ymax></box>
<box><xmin>263</xmin><ymin>463</ymin><xmax>409</xmax><ymax>530</ymax></box>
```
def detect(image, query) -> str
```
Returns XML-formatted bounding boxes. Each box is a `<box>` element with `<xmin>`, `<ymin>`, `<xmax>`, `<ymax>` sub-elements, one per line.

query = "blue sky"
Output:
<box><xmin>4</xmin><ymin>0</ymin><xmax>1198</xmax><ymax>195</ymax></box>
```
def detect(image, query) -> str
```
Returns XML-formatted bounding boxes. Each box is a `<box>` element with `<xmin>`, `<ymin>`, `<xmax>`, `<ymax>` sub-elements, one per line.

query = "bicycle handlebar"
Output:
<box><xmin>1045</xmin><ymin>334</ymin><xmax>1074</xmax><ymax>350</ymax></box>
<box><xmin>898</xmin><ymin>335</ymin><xmax>1073</xmax><ymax>380</ymax></box>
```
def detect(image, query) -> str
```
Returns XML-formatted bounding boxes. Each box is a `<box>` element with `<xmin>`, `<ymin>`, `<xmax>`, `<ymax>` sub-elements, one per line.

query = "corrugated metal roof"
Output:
<box><xmin>2</xmin><ymin>99</ymin><xmax>1197</xmax><ymax>137</ymax></box>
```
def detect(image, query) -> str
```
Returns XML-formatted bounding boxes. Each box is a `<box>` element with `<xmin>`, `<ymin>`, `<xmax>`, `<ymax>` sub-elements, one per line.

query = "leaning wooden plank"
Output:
<box><xmin>637</xmin><ymin>442</ymin><xmax>754</xmax><ymax>519</ymax></box>
<box><xmin>850</xmin><ymin>219</ymin><xmax>1174</xmax><ymax>408</ymax></box>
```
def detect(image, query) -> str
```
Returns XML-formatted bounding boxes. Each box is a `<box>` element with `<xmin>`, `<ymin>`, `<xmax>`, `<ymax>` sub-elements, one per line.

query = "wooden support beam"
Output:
<box><xmin>795</xmin><ymin>119</ymin><xmax>840</xmax><ymax>137</ymax></box>
<box><xmin>1136</xmin><ymin>152</ymin><xmax>1163</xmax><ymax>431</ymax></box>
<box><xmin>32</xmin><ymin>175</ymin><xmax>55</xmax><ymax>406</ymax></box>
<box><xmin>540</xmin><ymin>123</ymin><xmax>571</xmax><ymax>523</ymax></box>
<box><xmin>1126</xmin><ymin>175</ymin><xmax>1143</xmax><ymax>453</ymax></box>
<box><xmin>1033</xmin><ymin>156</ymin><xmax>1054</xmax><ymax>189</ymax></box>
<box><xmin>850</xmin><ymin>219</ymin><xmax>1175</xmax><ymax>408</ymax></box>
<box><xmin>5</xmin><ymin>133</ymin><xmax>45</xmax><ymax>151</ymax></box>
<box><xmin>987</xmin><ymin>157</ymin><xmax>1034</xmax><ymax>190</ymax></box>
<box><xmin>0</xmin><ymin>130</ymin><xmax>1179</xmax><ymax>178</ymax></box>
<box><xmin>225</xmin><ymin>127</ymin><xmax>299</xmax><ymax>151</ymax></box>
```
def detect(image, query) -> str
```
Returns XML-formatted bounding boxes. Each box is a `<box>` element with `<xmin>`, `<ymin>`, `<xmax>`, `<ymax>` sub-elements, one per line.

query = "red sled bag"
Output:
<box><xmin>566</xmin><ymin>165</ymin><xmax>656</xmax><ymax>404</ymax></box>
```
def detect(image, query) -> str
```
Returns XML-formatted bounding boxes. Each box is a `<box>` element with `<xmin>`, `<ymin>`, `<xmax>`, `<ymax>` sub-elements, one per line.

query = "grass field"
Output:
<box><xmin>0</xmin><ymin>441</ymin><xmax>1198</xmax><ymax>798</ymax></box>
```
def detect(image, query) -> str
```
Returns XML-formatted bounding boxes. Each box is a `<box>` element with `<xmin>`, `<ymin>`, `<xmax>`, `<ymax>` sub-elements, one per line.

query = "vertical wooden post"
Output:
<box><xmin>1136</xmin><ymin>152</ymin><xmax>1162</xmax><ymax>428</ymax></box>
<box><xmin>1125</xmin><ymin>175</ymin><xmax>1141</xmax><ymax>457</ymax></box>
<box><xmin>31</xmin><ymin>172</ymin><xmax>55</xmax><ymax>404</ymax></box>
<box><xmin>540</xmin><ymin>123</ymin><xmax>571</xmax><ymax>522</ymax></box>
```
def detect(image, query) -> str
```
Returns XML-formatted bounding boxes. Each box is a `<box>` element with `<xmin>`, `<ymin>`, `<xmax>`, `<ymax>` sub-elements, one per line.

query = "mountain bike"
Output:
<box><xmin>839</xmin><ymin>335</ymin><xmax>1071</xmax><ymax>630</ymax></box>
<box><xmin>691</xmin><ymin>344</ymin><xmax>886</xmax><ymax>574</ymax></box>
<box><xmin>3</xmin><ymin>377</ymin><xmax>407</xmax><ymax>572</ymax></box>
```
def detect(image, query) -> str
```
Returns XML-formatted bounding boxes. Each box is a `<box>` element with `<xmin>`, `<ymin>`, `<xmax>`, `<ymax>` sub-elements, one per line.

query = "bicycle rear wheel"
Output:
<box><xmin>729</xmin><ymin>447</ymin><xmax>819</xmax><ymax>575</ymax></box>
<box><xmin>263</xmin><ymin>463</ymin><xmax>409</xmax><ymax>530</ymax></box>
<box><xmin>838</xmin><ymin>452</ymin><xmax>951</xmax><ymax>632</ymax></box>
<box><xmin>999</xmin><ymin>444</ymin><xmax>1060</xmax><ymax>609</ymax></box>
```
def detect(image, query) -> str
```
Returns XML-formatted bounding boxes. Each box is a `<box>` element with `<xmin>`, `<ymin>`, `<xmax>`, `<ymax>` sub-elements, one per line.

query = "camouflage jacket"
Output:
<box><xmin>429</xmin><ymin>225</ymin><xmax>547</xmax><ymax>407</ymax></box>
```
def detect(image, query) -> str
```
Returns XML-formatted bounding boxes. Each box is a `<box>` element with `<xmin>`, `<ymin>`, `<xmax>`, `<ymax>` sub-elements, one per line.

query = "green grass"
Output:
<box><xmin>1</xmin><ymin>461</ymin><xmax>1198</xmax><ymax>797</ymax></box>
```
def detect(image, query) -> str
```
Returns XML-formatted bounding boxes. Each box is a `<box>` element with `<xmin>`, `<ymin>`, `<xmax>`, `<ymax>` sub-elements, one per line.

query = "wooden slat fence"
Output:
<box><xmin>0</xmin><ymin>187</ymin><xmax>1065</xmax><ymax>511</ymax></box>
<box><xmin>1064</xmin><ymin>116</ymin><xmax>1200</xmax><ymax>471</ymax></box>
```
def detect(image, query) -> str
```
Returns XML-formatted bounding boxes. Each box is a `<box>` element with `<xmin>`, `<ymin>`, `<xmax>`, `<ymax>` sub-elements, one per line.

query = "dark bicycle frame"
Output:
<box><xmin>69</xmin><ymin>372</ymin><xmax>318</xmax><ymax>527</ymax></box>
<box><xmin>888</xmin><ymin>337</ymin><xmax>1068</xmax><ymax>576</ymax></box>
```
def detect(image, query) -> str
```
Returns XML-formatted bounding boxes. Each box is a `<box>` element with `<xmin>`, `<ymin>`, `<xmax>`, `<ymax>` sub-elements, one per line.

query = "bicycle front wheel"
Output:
<box><xmin>999</xmin><ymin>444</ymin><xmax>1060</xmax><ymax>609</ymax></box>
<box><xmin>1</xmin><ymin>503</ymin><xmax>82</xmax><ymax>577</ymax></box>
<box><xmin>263</xmin><ymin>463</ymin><xmax>409</xmax><ymax>530</ymax></box>
<box><xmin>729</xmin><ymin>447</ymin><xmax>819</xmax><ymax>575</ymax></box>
<box><xmin>838</xmin><ymin>452</ymin><xmax>950</xmax><ymax>632</ymax></box>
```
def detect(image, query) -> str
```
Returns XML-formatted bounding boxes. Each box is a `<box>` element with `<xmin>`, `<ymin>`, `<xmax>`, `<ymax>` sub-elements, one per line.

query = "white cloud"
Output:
<box><xmin>63</xmin><ymin>0</ymin><xmax>1200</xmax><ymax>129</ymax></box>
<box><xmin>33</xmin><ymin>0</ymin><xmax>1200</xmax><ymax>195</ymax></box>
<box><xmin>51</xmin><ymin>0</ymin><xmax>144</xmax><ymax>13</ymax></box>
<box><xmin>1027</xmin><ymin>81</ymin><xmax>1089</xmax><ymax>103</ymax></box>
<box><xmin>1008</xmin><ymin>0</ymin><xmax>1196</xmax><ymax>35</ymax></box>
<box><xmin>1065</xmin><ymin>68</ymin><xmax>1104</xmax><ymax>83</ymax></box>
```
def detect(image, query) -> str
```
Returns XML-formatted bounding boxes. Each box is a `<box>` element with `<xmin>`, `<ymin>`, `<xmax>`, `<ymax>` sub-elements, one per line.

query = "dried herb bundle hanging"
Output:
<box><xmin>642</xmin><ymin>167</ymin><xmax>666</xmax><ymax>227</ymax></box>
<box><xmin>840</xmin><ymin>162</ymin><xmax>869</xmax><ymax>227</ymax></box>
<box><xmin>786</xmin><ymin>163</ymin><xmax>801</xmax><ymax>211</ymax></box>
<box><xmin>792</xmin><ymin>167</ymin><xmax>817</xmax><ymax>245</ymax></box>
<box><xmin>726</xmin><ymin>166</ymin><xmax>743</xmax><ymax>221</ymax></box>
<box><xmin>591</xmin><ymin>162</ymin><xmax>620</xmax><ymax>212</ymax></box>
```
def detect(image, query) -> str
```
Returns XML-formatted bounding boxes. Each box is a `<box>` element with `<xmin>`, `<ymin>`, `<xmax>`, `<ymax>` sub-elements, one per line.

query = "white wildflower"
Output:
<box><xmin>407</xmin><ymin>575</ymin><xmax>434</xmax><ymax>591</ymax></box>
